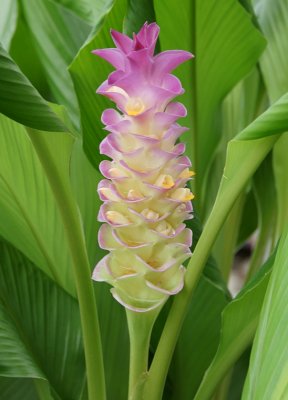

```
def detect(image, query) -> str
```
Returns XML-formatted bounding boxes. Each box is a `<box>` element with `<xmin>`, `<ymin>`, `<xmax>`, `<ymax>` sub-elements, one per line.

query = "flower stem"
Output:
<box><xmin>126</xmin><ymin>308</ymin><xmax>161</xmax><ymax>400</ymax></box>
<box><xmin>27</xmin><ymin>130</ymin><xmax>106</xmax><ymax>400</ymax></box>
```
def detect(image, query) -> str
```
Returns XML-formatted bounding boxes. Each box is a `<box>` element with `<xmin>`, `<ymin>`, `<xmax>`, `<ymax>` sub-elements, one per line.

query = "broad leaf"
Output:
<box><xmin>0</xmin><ymin>377</ymin><xmax>38</xmax><ymax>400</ymax></box>
<box><xmin>0</xmin><ymin>304</ymin><xmax>44</xmax><ymax>380</ymax></box>
<box><xmin>256</xmin><ymin>0</ymin><xmax>288</xmax><ymax>102</ymax></box>
<box><xmin>242</xmin><ymin>226</ymin><xmax>288</xmax><ymax>399</ymax></box>
<box><xmin>237</xmin><ymin>188</ymin><xmax>257</xmax><ymax>246</ymax></box>
<box><xmin>0</xmin><ymin>0</ymin><xmax>18</xmax><ymax>50</ymax></box>
<box><xmin>194</xmin><ymin>254</ymin><xmax>274</xmax><ymax>400</ymax></box>
<box><xmin>210</xmin><ymin>66</ymin><xmax>266</xmax><ymax>278</ymax></box>
<box><xmin>52</xmin><ymin>0</ymin><xmax>96</xmax><ymax>24</ymax></box>
<box><xmin>170</xmin><ymin>276</ymin><xmax>228</xmax><ymax>399</ymax></box>
<box><xmin>123</xmin><ymin>0</ymin><xmax>157</xmax><ymax>36</ymax></box>
<box><xmin>0</xmin><ymin>113</ymin><xmax>75</xmax><ymax>294</ymax></box>
<box><xmin>255</xmin><ymin>0</ymin><xmax>288</xmax><ymax>233</ymax></box>
<box><xmin>70</xmin><ymin>139</ymin><xmax>104</xmax><ymax>266</ymax></box>
<box><xmin>54</xmin><ymin>0</ymin><xmax>114</xmax><ymax>24</ymax></box>
<box><xmin>0</xmin><ymin>44</ymin><xmax>66</xmax><ymax>132</ymax></box>
<box><xmin>245</xmin><ymin>153</ymin><xmax>276</xmax><ymax>281</ymax></box>
<box><xmin>9</xmin><ymin>16</ymin><xmax>52</xmax><ymax>101</ymax></box>
<box><xmin>145</xmin><ymin>93</ymin><xmax>288</xmax><ymax>400</ymax></box>
<box><xmin>153</xmin><ymin>0</ymin><xmax>266</xmax><ymax>215</ymax></box>
<box><xmin>21</xmin><ymin>0</ymin><xmax>91</xmax><ymax>128</ymax></box>
<box><xmin>69</xmin><ymin>0</ymin><xmax>127</xmax><ymax>168</ymax></box>
<box><xmin>0</xmin><ymin>241</ymin><xmax>85</xmax><ymax>399</ymax></box>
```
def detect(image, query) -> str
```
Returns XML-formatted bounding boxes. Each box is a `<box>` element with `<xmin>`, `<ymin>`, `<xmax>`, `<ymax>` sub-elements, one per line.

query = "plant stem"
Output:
<box><xmin>27</xmin><ymin>130</ymin><xmax>106</xmax><ymax>400</ymax></box>
<box><xmin>126</xmin><ymin>308</ymin><xmax>161</xmax><ymax>400</ymax></box>
<box><xmin>143</xmin><ymin>134</ymin><xmax>279</xmax><ymax>400</ymax></box>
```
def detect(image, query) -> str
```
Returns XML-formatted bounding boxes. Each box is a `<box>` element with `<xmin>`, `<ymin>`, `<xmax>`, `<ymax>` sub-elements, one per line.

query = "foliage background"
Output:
<box><xmin>0</xmin><ymin>0</ymin><xmax>288</xmax><ymax>399</ymax></box>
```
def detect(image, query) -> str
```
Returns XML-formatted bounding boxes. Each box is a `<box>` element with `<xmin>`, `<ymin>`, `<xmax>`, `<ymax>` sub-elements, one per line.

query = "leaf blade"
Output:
<box><xmin>242</xmin><ymin>226</ymin><xmax>288</xmax><ymax>399</ymax></box>
<box><xmin>0</xmin><ymin>44</ymin><xmax>66</xmax><ymax>132</ymax></box>
<box><xmin>0</xmin><ymin>113</ymin><xmax>75</xmax><ymax>294</ymax></box>
<box><xmin>194</xmin><ymin>254</ymin><xmax>274</xmax><ymax>400</ymax></box>
<box><xmin>0</xmin><ymin>242</ymin><xmax>85</xmax><ymax>399</ymax></box>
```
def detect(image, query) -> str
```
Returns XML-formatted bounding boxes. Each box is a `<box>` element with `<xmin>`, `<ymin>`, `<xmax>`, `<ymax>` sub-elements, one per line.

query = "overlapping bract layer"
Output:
<box><xmin>92</xmin><ymin>22</ymin><xmax>194</xmax><ymax>312</ymax></box>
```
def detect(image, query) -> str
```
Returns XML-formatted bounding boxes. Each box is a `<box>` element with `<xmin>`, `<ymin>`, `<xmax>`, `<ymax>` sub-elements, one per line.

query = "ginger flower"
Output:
<box><xmin>92</xmin><ymin>22</ymin><xmax>194</xmax><ymax>312</ymax></box>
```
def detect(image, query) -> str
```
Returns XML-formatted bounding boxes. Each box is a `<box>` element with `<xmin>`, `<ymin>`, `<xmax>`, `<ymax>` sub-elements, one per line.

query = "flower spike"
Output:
<box><xmin>92</xmin><ymin>22</ymin><xmax>194</xmax><ymax>312</ymax></box>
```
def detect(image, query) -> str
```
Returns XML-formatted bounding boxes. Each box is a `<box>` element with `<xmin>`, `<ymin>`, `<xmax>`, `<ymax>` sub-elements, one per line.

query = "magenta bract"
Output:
<box><xmin>92</xmin><ymin>22</ymin><xmax>194</xmax><ymax>312</ymax></box>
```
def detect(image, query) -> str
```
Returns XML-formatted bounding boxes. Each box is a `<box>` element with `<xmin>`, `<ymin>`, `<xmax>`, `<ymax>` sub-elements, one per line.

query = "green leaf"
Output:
<box><xmin>273</xmin><ymin>133</ymin><xmax>288</xmax><ymax>233</ymax></box>
<box><xmin>70</xmin><ymin>139</ymin><xmax>105</xmax><ymax>266</ymax></box>
<box><xmin>9</xmin><ymin>15</ymin><xmax>52</xmax><ymax>101</ymax></box>
<box><xmin>0</xmin><ymin>241</ymin><xmax>85</xmax><ymax>399</ymax></box>
<box><xmin>226</xmin><ymin>349</ymin><xmax>251</xmax><ymax>400</ymax></box>
<box><xmin>0</xmin><ymin>377</ymin><xmax>38</xmax><ymax>400</ymax></box>
<box><xmin>69</xmin><ymin>0</ymin><xmax>127</xmax><ymax>168</ymax></box>
<box><xmin>21</xmin><ymin>0</ymin><xmax>91</xmax><ymax>128</ymax></box>
<box><xmin>237</xmin><ymin>188</ymin><xmax>258</xmax><ymax>246</ymax></box>
<box><xmin>170</xmin><ymin>216</ymin><xmax>229</xmax><ymax>399</ymax></box>
<box><xmin>242</xmin><ymin>226</ymin><xmax>288</xmax><ymax>399</ymax></box>
<box><xmin>194</xmin><ymin>253</ymin><xmax>274</xmax><ymax>400</ymax></box>
<box><xmin>256</xmin><ymin>0</ymin><xmax>288</xmax><ymax>102</ymax></box>
<box><xmin>153</xmin><ymin>0</ymin><xmax>266</xmax><ymax>214</ymax></box>
<box><xmin>255</xmin><ymin>0</ymin><xmax>288</xmax><ymax>234</ymax></box>
<box><xmin>245</xmin><ymin>153</ymin><xmax>277</xmax><ymax>281</ymax></box>
<box><xmin>0</xmin><ymin>113</ymin><xmax>75</xmax><ymax>294</ymax></box>
<box><xmin>123</xmin><ymin>0</ymin><xmax>157</xmax><ymax>36</ymax></box>
<box><xmin>144</xmin><ymin>93</ymin><xmax>288</xmax><ymax>400</ymax></box>
<box><xmin>255</xmin><ymin>0</ymin><xmax>288</xmax><ymax>230</ymax></box>
<box><xmin>183</xmin><ymin>94</ymin><xmax>288</xmax><ymax>399</ymax></box>
<box><xmin>0</xmin><ymin>44</ymin><xmax>66</xmax><ymax>132</ymax></box>
<box><xmin>170</xmin><ymin>276</ymin><xmax>228</xmax><ymax>399</ymax></box>
<box><xmin>210</xmin><ymin>67</ymin><xmax>267</xmax><ymax>275</ymax></box>
<box><xmin>53</xmin><ymin>0</ymin><xmax>114</xmax><ymax>24</ymax></box>
<box><xmin>0</xmin><ymin>0</ymin><xmax>18</xmax><ymax>50</ymax></box>
<box><xmin>0</xmin><ymin>303</ymin><xmax>44</xmax><ymax>380</ymax></box>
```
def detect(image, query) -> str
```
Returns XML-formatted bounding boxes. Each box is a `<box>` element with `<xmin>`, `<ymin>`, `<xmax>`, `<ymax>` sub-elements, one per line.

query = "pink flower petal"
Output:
<box><xmin>92</xmin><ymin>48</ymin><xmax>125</xmax><ymax>70</ymax></box>
<box><xmin>154</xmin><ymin>50</ymin><xmax>193</xmax><ymax>76</ymax></box>
<box><xmin>111</xmin><ymin>29</ymin><xmax>133</xmax><ymax>53</ymax></box>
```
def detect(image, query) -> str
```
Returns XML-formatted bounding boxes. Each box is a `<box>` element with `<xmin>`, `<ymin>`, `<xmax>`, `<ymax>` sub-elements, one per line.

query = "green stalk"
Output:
<box><xmin>143</xmin><ymin>134</ymin><xmax>279</xmax><ymax>400</ymax></box>
<box><xmin>27</xmin><ymin>131</ymin><xmax>106</xmax><ymax>400</ymax></box>
<box><xmin>126</xmin><ymin>307</ymin><xmax>162</xmax><ymax>400</ymax></box>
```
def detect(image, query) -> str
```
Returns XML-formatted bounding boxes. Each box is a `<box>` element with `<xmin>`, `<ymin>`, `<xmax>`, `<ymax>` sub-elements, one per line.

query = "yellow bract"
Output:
<box><xmin>127</xmin><ymin>188</ymin><xmax>143</xmax><ymax>200</ymax></box>
<box><xmin>99</xmin><ymin>187</ymin><xmax>120</xmax><ymax>201</ymax></box>
<box><xmin>108</xmin><ymin>167</ymin><xmax>128</xmax><ymax>178</ymax></box>
<box><xmin>106</xmin><ymin>211</ymin><xmax>130</xmax><ymax>225</ymax></box>
<box><xmin>155</xmin><ymin>221</ymin><xmax>175</xmax><ymax>236</ymax></box>
<box><xmin>154</xmin><ymin>174</ymin><xmax>175</xmax><ymax>189</ymax></box>
<box><xmin>179</xmin><ymin>168</ymin><xmax>196</xmax><ymax>179</ymax></box>
<box><xmin>141</xmin><ymin>208</ymin><xmax>160</xmax><ymax>220</ymax></box>
<box><xmin>125</xmin><ymin>98</ymin><xmax>146</xmax><ymax>116</ymax></box>
<box><xmin>170</xmin><ymin>188</ymin><xmax>194</xmax><ymax>202</ymax></box>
